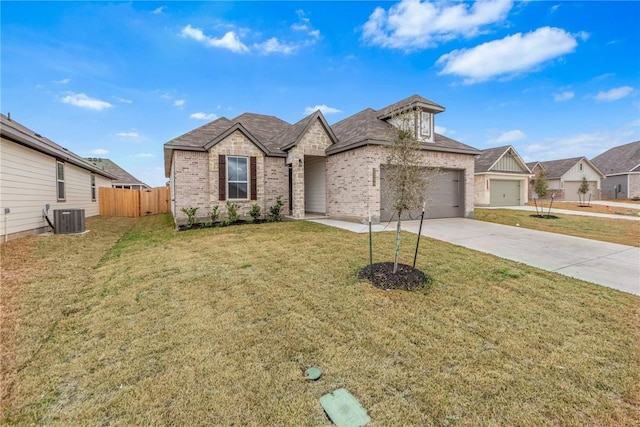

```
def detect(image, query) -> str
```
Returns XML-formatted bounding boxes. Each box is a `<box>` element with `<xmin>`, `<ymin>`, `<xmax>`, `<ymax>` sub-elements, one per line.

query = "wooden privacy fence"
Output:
<box><xmin>99</xmin><ymin>187</ymin><xmax>171</xmax><ymax>217</ymax></box>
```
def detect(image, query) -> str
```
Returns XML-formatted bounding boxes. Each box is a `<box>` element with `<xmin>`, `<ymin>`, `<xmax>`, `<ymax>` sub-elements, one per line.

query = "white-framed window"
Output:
<box><xmin>56</xmin><ymin>161</ymin><xmax>65</xmax><ymax>201</ymax></box>
<box><xmin>91</xmin><ymin>174</ymin><xmax>96</xmax><ymax>201</ymax></box>
<box><xmin>420</xmin><ymin>111</ymin><xmax>432</xmax><ymax>138</ymax></box>
<box><xmin>227</xmin><ymin>156</ymin><xmax>248</xmax><ymax>199</ymax></box>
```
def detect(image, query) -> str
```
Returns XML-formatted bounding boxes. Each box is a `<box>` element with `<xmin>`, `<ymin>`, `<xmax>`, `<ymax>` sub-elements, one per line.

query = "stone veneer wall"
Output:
<box><xmin>208</xmin><ymin>130</ymin><xmax>265</xmax><ymax>217</ymax></box>
<box><xmin>288</xmin><ymin>119</ymin><xmax>333</xmax><ymax>218</ymax></box>
<box><xmin>173</xmin><ymin>150</ymin><xmax>209</xmax><ymax>223</ymax></box>
<box><xmin>326</xmin><ymin>145</ymin><xmax>476</xmax><ymax>222</ymax></box>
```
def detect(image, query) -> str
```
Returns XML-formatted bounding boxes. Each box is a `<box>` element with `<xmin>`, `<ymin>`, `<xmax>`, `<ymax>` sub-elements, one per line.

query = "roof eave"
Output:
<box><xmin>2</xmin><ymin>125</ymin><xmax>117</xmax><ymax>180</ymax></box>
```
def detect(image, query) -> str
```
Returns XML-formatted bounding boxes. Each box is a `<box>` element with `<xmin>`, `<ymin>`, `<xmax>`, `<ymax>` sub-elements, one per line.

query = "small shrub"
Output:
<box><xmin>226</xmin><ymin>202</ymin><xmax>240</xmax><ymax>223</ymax></box>
<box><xmin>180</xmin><ymin>207</ymin><xmax>198</xmax><ymax>227</ymax></box>
<box><xmin>209</xmin><ymin>205</ymin><xmax>220</xmax><ymax>223</ymax></box>
<box><xmin>267</xmin><ymin>196</ymin><xmax>284</xmax><ymax>222</ymax></box>
<box><xmin>249</xmin><ymin>203</ymin><xmax>261</xmax><ymax>222</ymax></box>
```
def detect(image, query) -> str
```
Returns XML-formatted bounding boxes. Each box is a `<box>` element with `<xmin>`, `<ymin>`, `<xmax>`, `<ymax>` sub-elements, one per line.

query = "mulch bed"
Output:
<box><xmin>529</xmin><ymin>214</ymin><xmax>560</xmax><ymax>219</ymax></box>
<box><xmin>358</xmin><ymin>262</ymin><xmax>430</xmax><ymax>291</ymax></box>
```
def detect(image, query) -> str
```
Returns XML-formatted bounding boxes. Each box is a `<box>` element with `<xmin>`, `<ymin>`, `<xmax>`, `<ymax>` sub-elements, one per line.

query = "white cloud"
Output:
<box><xmin>180</xmin><ymin>25</ymin><xmax>249</xmax><ymax>53</ymax></box>
<box><xmin>190</xmin><ymin>112</ymin><xmax>217</xmax><ymax>120</ymax></box>
<box><xmin>522</xmin><ymin>131</ymin><xmax>635</xmax><ymax>162</ymax></box>
<box><xmin>53</xmin><ymin>78</ymin><xmax>71</xmax><ymax>84</ymax></box>
<box><xmin>61</xmin><ymin>92</ymin><xmax>113</xmax><ymax>110</ymax></box>
<box><xmin>437</xmin><ymin>26</ymin><xmax>579</xmax><ymax>83</ymax></box>
<box><xmin>114</xmin><ymin>96</ymin><xmax>133</xmax><ymax>104</ymax></box>
<box><xmin>594</xmin><ymin>86</ymin><xmax>634</xmax><ymax>102</ymax></box>
<box><xmin>135</xmin><ymin>153</ymin><xmax>154</xmax><ymax>158</ymax></box>
<box><xmin>362</xmin><ymin>0</ymin><xmax>512</xmax><ymax>50</ymax></box>
<box><xmin>254</xmin><ymin>38</ymin><xmax>296</xmax><ymax>55</ymax></box>
<box><xmin>489</xmin><ymin>130</ymin><xmax>526</xmax><ymax>144</ymax></box>
<box><xmin>304</xmin><ymin>105</ymin><xmax>342</xmax><ymax>115</ymax></box>
<box><xmin>554</xmin><ymin>91</ymin><xmax>574</xmax><ymax>102</ymax></box>
<box><xmin>116</xmin><ymin>132</ymin><xmax>140</xmax><ymax>138</ymax></box>
<box><xmin>90</xmin><ymin>148</ymin><xmax>109</xmax><ymax>155</ymax></box>
<box><xmin>173</xmin><ymin>99</ymin><xmax>186</xmax><ymax>107</ymax></box>
<box><xmin>152</xmin><ymin>6</ymin><xmax>165</xmax><ymax>14</ymax></box>
<box><xmin>434</xmin><ymin>125</ymin><xmax>449</xmax><ymax>135</ymax></box>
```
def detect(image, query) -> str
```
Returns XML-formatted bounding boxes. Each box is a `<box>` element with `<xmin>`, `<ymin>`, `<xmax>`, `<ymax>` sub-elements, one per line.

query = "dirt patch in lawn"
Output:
<box><xmin>357</xmin><ymin>262</ymin><xmax>430</xmax><ymax>291</ymax></box>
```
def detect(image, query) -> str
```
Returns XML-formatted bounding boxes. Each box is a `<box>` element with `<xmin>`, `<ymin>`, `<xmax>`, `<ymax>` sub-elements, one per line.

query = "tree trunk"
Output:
<box><xmin>393</xmin><ymin>217</ymin><xmax>402</xmax><ymax>273</ymax></box>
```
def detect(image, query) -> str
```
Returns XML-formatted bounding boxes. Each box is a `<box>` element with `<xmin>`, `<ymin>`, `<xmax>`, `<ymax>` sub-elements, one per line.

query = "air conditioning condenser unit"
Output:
<box><xmin>54</xmin><ymin>209</ymin><xmax>85</xmax><ymax>234</ymax></box>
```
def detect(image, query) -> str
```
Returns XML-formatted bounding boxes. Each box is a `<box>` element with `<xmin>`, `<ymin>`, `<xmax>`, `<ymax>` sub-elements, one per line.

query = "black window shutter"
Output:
<box><xmin>250</xmin><ymin>156</ymin><xmax>257</xmax><ymax>201</ymax></box>
<box><xmin>218</xmin><ymin>155</ymin><xmax>226</xmax><ymax>201</ymax></box>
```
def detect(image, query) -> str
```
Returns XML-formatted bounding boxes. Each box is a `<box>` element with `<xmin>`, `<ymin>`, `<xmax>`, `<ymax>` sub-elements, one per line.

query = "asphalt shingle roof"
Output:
<box><xmin>163</xmin><ymin>95</ymin><xmax>481</xmax><ymax>176</ymax></box>
<box><xmin>591</xmin><ymin>140</ymin><xmax>640</xmax><ymax>175</ymax></box>
<box><xmin>1</xmin><ymin>113</ymin><xmax>117</xmax><ymax>180</ymax></box>
<box><xmin>85</xmin><ymin>158</ymin><xmax>149</xmax><ymax>187</ymax></box>
<box><xmin>475</xmin><ymin>145</ymin><xmax>530</xmax><ymax>173</ymax></box>
<box><xmin>527</xmin><ymin>156</ymin><xmax>603</xmax><ymax>179</ymax></box>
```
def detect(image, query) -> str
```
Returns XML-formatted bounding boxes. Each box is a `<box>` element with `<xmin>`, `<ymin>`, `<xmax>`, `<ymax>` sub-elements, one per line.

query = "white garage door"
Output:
<box><xmin>380</xmin><ymin>168</ymin><xmax>464</xmax><ymax>221</ymax></box>
<box><xmin>563</xmin><ymin>181</ymin><xmax>598</xmax><ymax>201</ymax></box>
<box><xmin>490</xmin><ymin>180</ymin><xmax>520</xmax><ymax>206</ymax></box>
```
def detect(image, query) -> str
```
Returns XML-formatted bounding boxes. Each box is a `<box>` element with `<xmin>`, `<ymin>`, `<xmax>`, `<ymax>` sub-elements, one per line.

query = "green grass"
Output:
<box><xmin>2</xmin><ymin>214</ymin><xmax>639</xmax><ymax>426</ymax></box>
<box><xmin>475</xmin><ymin>208</ymin><xmax>640</xmax><ymax>247</ymax></box>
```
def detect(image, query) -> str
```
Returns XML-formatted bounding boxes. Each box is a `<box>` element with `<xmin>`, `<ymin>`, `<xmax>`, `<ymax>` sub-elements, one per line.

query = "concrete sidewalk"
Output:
<box><xmin>310</xmin><ymin>218</ymin><xmax>640</xmax><ymax>296</ymax></box>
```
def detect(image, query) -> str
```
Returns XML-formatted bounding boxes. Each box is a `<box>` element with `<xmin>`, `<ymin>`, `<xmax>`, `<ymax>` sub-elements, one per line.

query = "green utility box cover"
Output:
<box><xmin>320</xmin><ymin>388</ymin><xmax>371</xmax><ymax>427</ymax></box>
<box><xmin>306</xmin><ymin>367</ymin><xmax>322</xmax><ymax>380</ymax></box>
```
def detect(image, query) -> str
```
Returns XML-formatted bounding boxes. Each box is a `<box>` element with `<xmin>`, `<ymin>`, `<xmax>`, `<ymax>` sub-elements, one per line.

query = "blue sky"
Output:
<box><xmin>2</xmin><ymin>1</ymin><xmax>639</xmax><ymax>187</ymax></box>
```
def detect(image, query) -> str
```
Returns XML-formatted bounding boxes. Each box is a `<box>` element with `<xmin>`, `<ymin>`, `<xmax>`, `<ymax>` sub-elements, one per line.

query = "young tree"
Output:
<box><xmin>577</xmin><ymin>176</ymin><xmax>590</xmax><ymax>206</ymax></box>
<box><xmin>382</xmin><ymin>109</ymin><xmax>433</xmax><ymax>273</ymax></box>
<box><xmin>532</xmin><ymin>169</ymin><xmax>549</xmax><ymax>216</ymax></box>
<box><xmin>533</xmin><ymin>169</ymin><xmax>549</xmax><ymax>199</ymax></box>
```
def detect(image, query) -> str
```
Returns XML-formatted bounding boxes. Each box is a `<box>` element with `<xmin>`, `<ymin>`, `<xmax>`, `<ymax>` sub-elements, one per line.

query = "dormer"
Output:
<box><xmin>377</xmin><ymin>94</ymin><xmax>445</xmax><ymax>143</ymax></box>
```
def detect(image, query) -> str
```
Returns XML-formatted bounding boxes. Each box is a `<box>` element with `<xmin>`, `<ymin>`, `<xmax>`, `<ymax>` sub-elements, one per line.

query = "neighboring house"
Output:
<box><xmin>527</xmin><ymin>157</ymin><xmax>605</xmax><ymax>201</ymax></box>
<box><xmin>474</xmin><ymin>145</ymin><xmax>531</xmax><ymax>207</ymax></box>
<box><xmin>591</xmin><ymin>141</ymin><xmax>640</xmax><ymax>200</ymax></box>
<box><xmin>85</xmin><ymin>157</ymin><xmax>150</xmax><ymax>189</ymax></box>
<box><xmin>164</xmin><ymin>94</ymin><xmax>480</xmax><ymax>225</ymax></box>
<box><xmin>1</xmin><ymin>113</ymin><xmax>116</xmax><ymax>242</ymax></box>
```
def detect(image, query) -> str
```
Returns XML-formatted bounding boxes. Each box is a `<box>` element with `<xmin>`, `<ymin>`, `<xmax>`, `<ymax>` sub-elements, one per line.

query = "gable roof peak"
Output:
<box><xmin>377</xmin><ymin>94</ymin><xmax>445</xmax><ymax>120</ymax></box>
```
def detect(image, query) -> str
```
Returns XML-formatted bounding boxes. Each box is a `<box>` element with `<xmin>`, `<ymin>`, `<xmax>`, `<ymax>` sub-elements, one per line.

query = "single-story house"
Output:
<box><xmin>590</xmin><ymin>140</ymin><xmax>640</xmax><ymax>200</ymax></box>
<box><xmin>164</xmin><ymin>95</ymin><xmax>480</xmax><ymax>225</ymax></box>
<box><xmin>474</xmin><ymin>145</ymin><xmax>531</xmax><ymax>207</ymax></box>
<box><xmin>527</xmin><ymin>156</ymin><xmax>605</xmax><ymax>201</ymax></box>
<box><xmin>1</xmin><ymin>113</ymin><xmax>116</xmax><ymax>242</ymax></box>
<box><xmin>85</xmin><ymin>157</ymin><xmax>150</xmax><ymax>189</ymax></box>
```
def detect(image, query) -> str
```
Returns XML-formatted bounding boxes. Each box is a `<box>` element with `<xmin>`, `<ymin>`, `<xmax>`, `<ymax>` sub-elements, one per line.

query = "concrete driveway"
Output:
<box><xmin>311</xmin><ymin>218</ymin><xmax>640</xmax><ymax>296</ymax></box>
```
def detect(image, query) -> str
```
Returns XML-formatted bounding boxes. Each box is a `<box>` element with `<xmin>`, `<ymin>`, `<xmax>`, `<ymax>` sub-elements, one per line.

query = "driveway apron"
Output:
<box><xmin>401</xmin><ymin>218</ymin><xmax>640</xmax><ymax>296</ymax></box>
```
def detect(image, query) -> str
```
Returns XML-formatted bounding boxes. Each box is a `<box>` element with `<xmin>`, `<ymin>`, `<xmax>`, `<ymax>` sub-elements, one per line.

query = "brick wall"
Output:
<box><xmin>173</xmin><ymin>150</ymin><xmax>209</xmax><ymax>222</ymax></box>
<box><xmin>264</xmin><ymin>156</ymin><xmax>289</xmax><ymax>213</ymax></box>
<box><xmin>327</xmin><ymin>145</ymin><xmax>476</xmax><ymax>222</ymax></box>
<box><xmin>208</xmin><ymin>130</ymin><xmax>265</xmax><ymax>218</ymax></box>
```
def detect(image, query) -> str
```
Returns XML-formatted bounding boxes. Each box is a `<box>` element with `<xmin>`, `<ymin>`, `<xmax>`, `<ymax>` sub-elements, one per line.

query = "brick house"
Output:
<box><xmin>474</xmin><ymin>145</ymin><xmax>531</xmax><ymax>207</ymax></box>
<box><xmin>164</xmin><ymin>95</ymin><xmax>480</xmax><ymax>225</ymax></box>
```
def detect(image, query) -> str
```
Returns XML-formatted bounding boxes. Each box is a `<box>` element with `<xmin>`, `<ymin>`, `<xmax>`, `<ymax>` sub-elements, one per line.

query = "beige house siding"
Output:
<box><xmin>474</xmin><ymin>173</ymin><xmax>529</xmax><ymax>207</ymax></box>
<box><xmin>630</xmin><ymin>173</ymin><xmax>640</xmax><ymax>199</ymax></box>
<box><xmin>208</xmin><ymin>130</ymin><xmax>265</xmax><ymax>218</ymax></box>
<box><xmin>1</xmin><ymin>138</ymin><xmax>108</xmax><ymax>241</ymax></box>
<box><xmin>327</xmin><ymin>145</ymin><xmax>475</xmax><ymax>222</ymax></box>
<box><xmin>288</xmin><ymin>119</ymin><xmax>333</xmax><ymax>218</ymax></box>
<box><xmin>172</xmin><ymin>150</ymin><xmax>209</xmax><ymax>223</ymax></box>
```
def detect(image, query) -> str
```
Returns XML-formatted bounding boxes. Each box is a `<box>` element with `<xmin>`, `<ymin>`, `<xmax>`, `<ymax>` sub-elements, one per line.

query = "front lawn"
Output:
<box><xmin>2</xmin><ymin>214</ymin><xmax>639</xmax><ymax>425</ymax></box>
<box><xmin>475</xmin><ymin>208</ymin><xmax>640</xmax><ymax>247</ymax></box>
